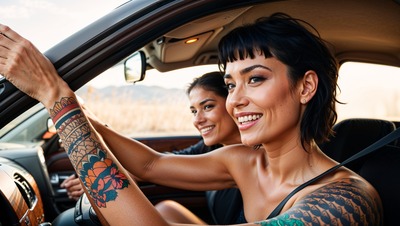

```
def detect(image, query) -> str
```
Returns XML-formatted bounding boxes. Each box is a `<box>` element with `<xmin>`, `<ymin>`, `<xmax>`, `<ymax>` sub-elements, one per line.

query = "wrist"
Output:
<box><xmin>45</xmin><ymin>92</ymin><xmax>80</xmax><ymax>123</ymax></box>
<box><xmin>42</xmin><ymin>82</ymin><xmax>75</xmax><ymax>109</ymax></box>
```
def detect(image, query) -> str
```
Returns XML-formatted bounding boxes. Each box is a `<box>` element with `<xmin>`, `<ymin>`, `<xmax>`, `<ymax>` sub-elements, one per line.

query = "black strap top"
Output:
<box><xmin>239</xmin><ymin>128</ymin><xmax>400</xmax><ymax>222</ymax></box>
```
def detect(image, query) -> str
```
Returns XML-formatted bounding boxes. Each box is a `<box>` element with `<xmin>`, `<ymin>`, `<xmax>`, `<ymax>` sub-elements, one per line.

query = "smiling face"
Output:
<box><xmin>189</xmin><ymin>87</ymin><xmax>240</xmax><ymax>146</ymax></box>
<box><xmin>224</xmin><ymin>53</ymin><xmax>304</xmax><ymax>147</ymax></box>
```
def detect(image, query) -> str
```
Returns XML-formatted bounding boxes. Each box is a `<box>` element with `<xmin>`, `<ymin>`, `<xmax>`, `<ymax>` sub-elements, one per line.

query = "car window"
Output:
<box><xmin>79</xmin><ymin>61</ymin><xmax>400</xmax><ymax>136</ymax></box>
<box><xmin>0</xmin><ymin>103</ymin><xmax>48</xmax><ymax>144</ymax></box>
<box><xmin>76</xmin><ymin>64</ymin><xmax>220</xmax><ymax>137</ymax></box>
<box><xmin>2</xmin><ymin>61</ymin><xmax>399</xmax><ymax>142</ymax></box>
<box><xmin>337</xmin><ymin>62</ymin><xmax>400</xmax><ymax>122</ymax></box>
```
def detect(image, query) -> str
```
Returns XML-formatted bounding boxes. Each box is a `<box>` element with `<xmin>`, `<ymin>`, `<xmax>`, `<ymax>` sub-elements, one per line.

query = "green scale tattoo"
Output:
<box><xmin>255</xmin><ymin>179</ymin><xmax>382</xmax><ymax>225</ymax></box>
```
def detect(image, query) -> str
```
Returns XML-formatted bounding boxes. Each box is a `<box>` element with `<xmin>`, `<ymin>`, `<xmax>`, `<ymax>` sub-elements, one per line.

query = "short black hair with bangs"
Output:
<box><xmin>218</xmin><ymin>12</ymin><xmax>339</xmax><ymax>147</ymax></box>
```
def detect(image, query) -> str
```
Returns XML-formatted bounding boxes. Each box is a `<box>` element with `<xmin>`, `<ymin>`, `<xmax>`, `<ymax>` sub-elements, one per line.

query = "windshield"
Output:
<box><xmin>0</xmin><ymin>103</ymin><xmax>47</xmax><ymax>143</ymax></box>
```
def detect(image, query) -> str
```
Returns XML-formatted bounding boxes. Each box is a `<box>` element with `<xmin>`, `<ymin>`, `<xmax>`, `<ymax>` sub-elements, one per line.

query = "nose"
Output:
<box><xmin>193</xmin><ymin>111</ymin><xmax>206</xmax><ymax>126</ymax></box>
<box><xmin>226</xmin><ymin>86</ymin><xmax>248</xmax><ymax>110</ymax></box>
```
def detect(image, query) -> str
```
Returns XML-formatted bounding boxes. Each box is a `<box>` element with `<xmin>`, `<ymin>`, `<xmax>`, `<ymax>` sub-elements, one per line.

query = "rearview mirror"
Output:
<box><xmin>124</xmin><ymin>51</ymin><xmax>146</xmax><ymax>83</ymax></box>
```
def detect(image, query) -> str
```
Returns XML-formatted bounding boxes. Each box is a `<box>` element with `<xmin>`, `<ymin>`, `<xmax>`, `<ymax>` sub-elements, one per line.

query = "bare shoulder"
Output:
<box><xmin>212</xmin><ymin>144</ymin><xmax>263</xmax><ymax>165</ymax></box>
<box><xmin>218</xmin><ymin>143</ymin><xmax>255</xmax><ymax>151</ymax></box>
<box><xmin>216</xmin><ymin>144</ymin><xmax>263</xmax><ymax>155</ymax></box>
<box><xmin>211</xmin><ymin>144</ymin><xmax>259</xmax><ymax>158</ymax></box>
<box><xmin>256</xmin><ymin>178</ymin><xmax>383</xmax><ymax>226</ymax></box>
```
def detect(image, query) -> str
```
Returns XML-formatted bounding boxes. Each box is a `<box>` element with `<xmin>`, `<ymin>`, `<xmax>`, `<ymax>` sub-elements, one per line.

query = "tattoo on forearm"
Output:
<box><xmin>79</xmin><ymin>149</ymin><xmax>129</xmax><ymax>207</ymax></box>
<box><xmin>255</xmin><ymin>179</ymin><xmax>382</xmax><ymax>225</ymax></box>
<box><xmin>51</xmin><ymin>97</ymin><xmax>130</xmax><ymax>207</ymax></box>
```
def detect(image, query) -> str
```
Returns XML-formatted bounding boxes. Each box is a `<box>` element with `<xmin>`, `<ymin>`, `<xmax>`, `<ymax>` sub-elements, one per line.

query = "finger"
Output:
<box><xmin>0</xmin><ymin>34</ymin><xmax>12</xmax><ymax>52</ymax></box>
<box><xmin>71</xmin><ymin>189</ymin><xmax>85</xmax><ymax>200</ymax></box>
<box><xmin>0</xmin><ymin>24</ymin><xmax>23</xmax><ymax>43</ymax></box>
<box><xmin>60</xmin><ymin>179</ymin><xmax>68</xmax><ymax>187</ymax></box>
<box><xmin>70</xmin><ymin>183</ymin><xmax>82</xmax><ymax>191</ymax></box>
<box><xmin>0</xmin><ymin>24</ymin><xmax>62</xmax><ymax>102</ymax></box>
<box><xmin>68</xmin><ymin>178</ymin><xmax>81</xmax><ymax>186</ymax></box>
<box><xmin>60</xmin><ymin>174</ymin><xmax>75</xmax><ymax>187</ymax></box>
<box><xmin>0</xmin><ymin>26</ymin><xmax>17</xmax><ymax>58</ymax></box>
<box><xmin>0</xmin><ymin>31</ymin><xmax>14</xmax><ymax>67</ymax></box>
<box><xmin>71</xmin><ymin>189</ymin><xmax>84</xmax><ymax>196</ymax></box>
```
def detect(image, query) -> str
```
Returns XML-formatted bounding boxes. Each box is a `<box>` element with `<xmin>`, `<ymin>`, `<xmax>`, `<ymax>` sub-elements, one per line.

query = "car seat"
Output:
<box><xmin>393</xmin><ymin>121</ymin><xmax>400</xmax><ymax>146</ymax></box>
<box><xmin>358</xmin><ymin>145</ymin><xmax>400</xmax><ymax>226</ymax></box>
<box><xmin>319</xmin><ymin>118</ymin><xmax>399</xmax><ymax>226</ymax></box>
<box><xmin>319</xmin><ymin>118</ymin><xmax>396</xmax><ymax>172</ymax></box>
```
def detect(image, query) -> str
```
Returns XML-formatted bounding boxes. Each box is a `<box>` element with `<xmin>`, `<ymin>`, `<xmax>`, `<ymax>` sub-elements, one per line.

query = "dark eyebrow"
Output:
<box><xmin>189</xmin><ymin>98</ymin><xmax>215</xmax><ymax>109</ymax></box>
<box><xmin>240</xmin><ymin>64</ymin><xmax>272</xmax><ymax>74</ymax></box>
<box><xmin>199</xmin><ymin>98</ymin><xmax>215</xmax><ymax>106</ymax></box>
<box><xmin>223</xmin><ymin>74</ymin><xmax>231</xmax><ymax>79</ymax></box>
<box><xmin>224</xmin><ymin>64</ymin><xmax>272</xmax><ymax>79</ymax></box>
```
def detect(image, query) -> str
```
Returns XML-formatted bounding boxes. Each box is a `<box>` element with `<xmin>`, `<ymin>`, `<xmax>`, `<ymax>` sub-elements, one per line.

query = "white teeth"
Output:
<box><xmin>238</xmin><ymin>115</ymin><xmax>261</xmax><ymax>123</ymax></box>
<box><xmin>200</xmin><ymin>126</ymin><xmax>213</xmax><ymax>134</ymax></box>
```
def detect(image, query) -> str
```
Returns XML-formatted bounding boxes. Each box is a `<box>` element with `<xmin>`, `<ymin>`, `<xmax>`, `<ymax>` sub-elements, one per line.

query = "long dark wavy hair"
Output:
<box><xmin>218</xmin><ymin>13</ymin><xmax>339</xmax><ymax>147</ymax></box>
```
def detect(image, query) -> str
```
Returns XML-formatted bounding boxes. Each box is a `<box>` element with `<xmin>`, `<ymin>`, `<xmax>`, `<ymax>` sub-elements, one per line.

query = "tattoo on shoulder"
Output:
<box><xmin>255</xmin><ymin>214</ymin><xmax>304</xmax><ymax>226</ymax></box>
<box><xmin>255</xmin><ymin>178</ymin><xmax>383</xmax><ymax>225</ymax></box>
<box><xmin>51</xmin><ymin>97</ymin><xmax>130</xmax><ymax>208</ymax></box>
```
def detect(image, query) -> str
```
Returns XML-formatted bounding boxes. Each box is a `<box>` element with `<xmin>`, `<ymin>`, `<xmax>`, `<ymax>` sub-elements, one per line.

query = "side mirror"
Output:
<box><xmin>47</xmin><ymin>118</ymin><xmax>56</xmax><ymax>134</ymax></box>
<box><xmin>124</xmin><ymin>51</ymin><xmax>146</xmax><ymax>83</ymax></box>
<box><xmin>42</xmin><ymin>117</ymin><xmax>57</xmax><ymax>140</ymax></box>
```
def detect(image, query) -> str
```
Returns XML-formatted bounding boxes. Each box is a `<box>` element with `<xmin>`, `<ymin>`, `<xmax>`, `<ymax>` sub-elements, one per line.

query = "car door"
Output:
<box><xmin>44</xmin><ymin>132</ymin><xmax>206</xmax><ymax>216</ymax></box>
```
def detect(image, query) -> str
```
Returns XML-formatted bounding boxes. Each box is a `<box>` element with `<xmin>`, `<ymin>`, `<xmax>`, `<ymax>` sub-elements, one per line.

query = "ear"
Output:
<box><xmin>299</xmin><ymin>70</ymin><xmax>318</xmax><ymax>104</ymax></box>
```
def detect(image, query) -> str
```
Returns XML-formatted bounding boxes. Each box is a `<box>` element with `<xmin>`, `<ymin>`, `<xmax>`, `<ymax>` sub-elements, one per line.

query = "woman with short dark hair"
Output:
<box><xmin>0</xmin><ymin>12</ymin><xmax>382</xmax><ymax>225</ymax></box>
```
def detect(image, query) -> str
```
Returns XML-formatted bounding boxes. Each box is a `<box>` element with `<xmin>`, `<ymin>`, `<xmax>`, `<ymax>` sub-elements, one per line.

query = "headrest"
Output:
<box><xmin>319</xmin><ymin>118</ymin><xmax>396</xmax><ymax>170</ymax></box>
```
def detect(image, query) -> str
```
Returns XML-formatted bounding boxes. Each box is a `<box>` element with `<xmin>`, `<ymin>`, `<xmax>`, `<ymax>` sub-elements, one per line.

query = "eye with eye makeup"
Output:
<box><xmin>204</xmin><ymin>104</ymin><xmax>215</xmax><ymax>111</ymax></box>
<box><xmin>190</xmin><ymin>108</ymin><xmax>197</xmax><ymax>116</ymax></box>
<box><xmin>249</xmin><ymin>76</ymin><xmax>266</xmax><ymax>84</ymax></box>
<box><xmin>224</xmin><ymin>81</ymin><xmax>235</xmax><ymax>91</ymax></box>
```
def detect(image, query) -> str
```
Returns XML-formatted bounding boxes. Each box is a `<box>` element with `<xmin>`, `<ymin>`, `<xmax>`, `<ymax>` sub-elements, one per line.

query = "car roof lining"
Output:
<box><xmin>145</xmin><ymin>0</ymin><xmax>400</xmax><ymax>72</ymax></box>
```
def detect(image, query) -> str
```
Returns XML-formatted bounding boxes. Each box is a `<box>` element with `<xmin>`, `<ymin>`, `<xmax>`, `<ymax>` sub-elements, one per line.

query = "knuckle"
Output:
<box><xmin>1</xmin><ymin>25</ymin><xmax>11</xmax><ymax>33</ymax></box>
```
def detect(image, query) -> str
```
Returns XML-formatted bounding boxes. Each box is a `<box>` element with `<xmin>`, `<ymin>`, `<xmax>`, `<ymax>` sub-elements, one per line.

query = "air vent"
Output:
<box><xmin>13</xmin><ymin>173</ymin><xmax>36</xmax><ymax>208</ymax></box>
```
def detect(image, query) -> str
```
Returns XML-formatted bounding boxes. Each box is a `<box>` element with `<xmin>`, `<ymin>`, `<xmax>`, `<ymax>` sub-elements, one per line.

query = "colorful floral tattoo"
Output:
<box><xmin>50</xmin><ymin>97</ymin><xmax>130</xmax><ymax>207</ymax></box>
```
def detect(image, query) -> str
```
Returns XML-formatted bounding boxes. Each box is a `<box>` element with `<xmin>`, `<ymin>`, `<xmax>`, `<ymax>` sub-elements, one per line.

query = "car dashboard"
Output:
<box><xmin>0</xmin><ymin>156</ymin><xmax>45</xmax><ymax>225</ymax></box>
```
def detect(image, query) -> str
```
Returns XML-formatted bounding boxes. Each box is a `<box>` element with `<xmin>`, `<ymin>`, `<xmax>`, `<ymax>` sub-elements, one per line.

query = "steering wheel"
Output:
<box><xmin>74</xmin><ymin>193</ymin><xmax>102</xmax><ymax>225</ymax></box>
<box><xmin>52</xmin><ymin>193</ymin><xmax>109</xmax><ymax>226</ymax></box>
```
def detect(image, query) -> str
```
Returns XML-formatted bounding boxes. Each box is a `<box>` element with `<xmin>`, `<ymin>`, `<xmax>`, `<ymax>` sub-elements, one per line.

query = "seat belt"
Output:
<box><xmin>267</xmin><ymin>127</ymin><xmax>400</xmax><ymax>219</ymax></box>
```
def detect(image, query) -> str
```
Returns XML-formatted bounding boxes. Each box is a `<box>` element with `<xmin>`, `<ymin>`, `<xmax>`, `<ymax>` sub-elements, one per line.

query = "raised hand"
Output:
<box><xmin>0</xmin><ymin>24</ymin><xmax>71</xmax><ymax>108</ymax></box>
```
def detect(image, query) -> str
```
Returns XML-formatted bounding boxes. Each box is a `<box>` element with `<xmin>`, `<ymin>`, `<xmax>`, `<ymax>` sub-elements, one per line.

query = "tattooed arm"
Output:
<box><xmin>77</xmin><ymin>103</ymin><xmax>235</xmax><ymax>191</ymax></box>
<box><xmin>254</xmin><ymin>178</ymin><xmax>383</xmax><ymax>226</ymax></box>
<box><xmin>0</xmin><ymin>24</ymin><xmax>234</xmax><ymax>226</ymax></box>
<box><xmin>0</xmin><ymin>24</ymin><xmax>169</xmax><ymax>225</ymax></box>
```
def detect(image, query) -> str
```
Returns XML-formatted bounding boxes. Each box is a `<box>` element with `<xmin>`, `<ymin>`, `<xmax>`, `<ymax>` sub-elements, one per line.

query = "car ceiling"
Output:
<box><xmin>143</xmin><ymin>0</ymin><xmax>400</xmax><ymax>72</ymax></box>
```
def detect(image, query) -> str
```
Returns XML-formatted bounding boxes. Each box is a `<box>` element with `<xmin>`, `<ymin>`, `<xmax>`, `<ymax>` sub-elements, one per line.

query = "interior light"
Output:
<box><xmin>185</xmin><ymin>38</ymin><xmax>198</xmax><ymax>44</ymax></box>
